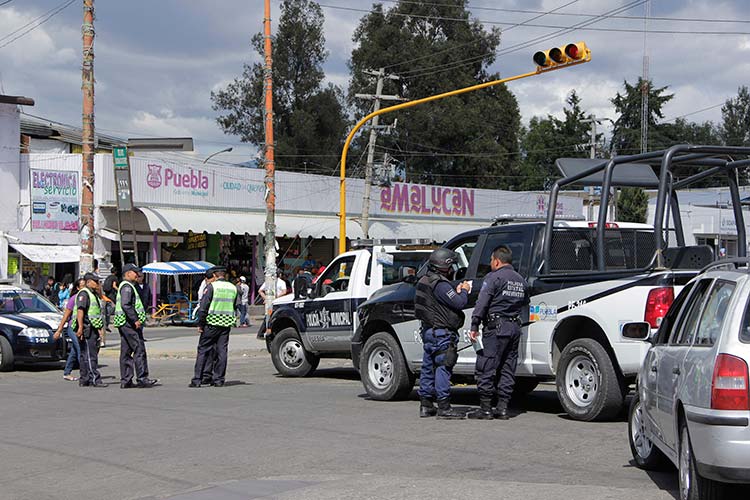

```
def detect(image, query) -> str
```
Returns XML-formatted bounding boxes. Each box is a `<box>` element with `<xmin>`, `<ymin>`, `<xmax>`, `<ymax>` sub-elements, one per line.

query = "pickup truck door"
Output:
<box><xmin>303</xmin><ymin>255</ymin><xmax>358</xmax><ymax>352</ymax></box>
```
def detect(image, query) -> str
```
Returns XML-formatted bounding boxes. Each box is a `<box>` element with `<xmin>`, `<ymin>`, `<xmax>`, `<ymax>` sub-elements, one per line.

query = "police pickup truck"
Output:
<box><xmin>265</xmin><ymin>241</ymin><xmax>431</xmax><ymax>377</ymax></box>
<box><xmin>352</xmin><ymin>147</ymin><xmax>750</xmax><ymax>421</ymax></box>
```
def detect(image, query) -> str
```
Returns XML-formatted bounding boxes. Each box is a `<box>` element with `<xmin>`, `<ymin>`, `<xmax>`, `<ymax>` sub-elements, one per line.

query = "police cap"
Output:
<box><xmin>83</xmin><ymin>272</ymin><xmax>101</xmax><ymax>282</ymax></box>
<box><xmin>122</xmin><ymin>263</ymin><xmax>141</xmax><ymax>275</ymax></box>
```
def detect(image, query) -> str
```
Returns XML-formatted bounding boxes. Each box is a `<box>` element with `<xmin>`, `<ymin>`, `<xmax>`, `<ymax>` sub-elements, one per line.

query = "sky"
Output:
<box><xmin>1</xmin><ymin>0</ymin><xmax>749</xmax><ymax>165</ymax></box>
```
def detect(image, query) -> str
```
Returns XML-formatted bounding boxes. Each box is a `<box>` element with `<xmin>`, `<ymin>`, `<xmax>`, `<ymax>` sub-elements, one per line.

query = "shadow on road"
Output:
<box><xmin>624</xmin><ymin>460</ymin><xmax>678</xmax><ymax>500</ymax></box>
<box><xmin>11</xmin><ymin>362</ymin><xmax>64</xmax><ymax>373</ymax></box>
<box><xmin>307</xmin><ymin>367</ymin><xmax>360</xmax><ymax>381</ymax></box>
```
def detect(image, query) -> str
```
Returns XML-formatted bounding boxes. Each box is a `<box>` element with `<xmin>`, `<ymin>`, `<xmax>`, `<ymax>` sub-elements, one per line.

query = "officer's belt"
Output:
<box><xmin>484</xmin><ymin>313</ymin><xmax>521</xmax><ymax>329</ymax></box>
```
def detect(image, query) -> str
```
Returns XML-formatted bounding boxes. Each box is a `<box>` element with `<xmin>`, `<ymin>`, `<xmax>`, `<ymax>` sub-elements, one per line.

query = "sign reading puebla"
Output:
<box><xmin>381</xmin><ymin>182</ymin><xmax>474</xmax><ymax>217</ymax></box>
<box><xmin>146</xmin><ymin>164</ymin><xmax>209</xmax><ymax>196</ymax></box>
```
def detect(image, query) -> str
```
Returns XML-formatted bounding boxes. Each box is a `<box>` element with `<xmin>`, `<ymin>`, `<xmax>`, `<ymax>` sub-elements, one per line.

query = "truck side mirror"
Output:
<box><xmin>621</xmin><ymin>322</ymin><xmax>651</xmax><ymax>340</ymax></box>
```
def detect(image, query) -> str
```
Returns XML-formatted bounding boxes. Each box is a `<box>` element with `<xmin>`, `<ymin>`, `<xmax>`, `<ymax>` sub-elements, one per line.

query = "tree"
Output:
<box><xmin>519</xmin><ymin>91</ymin><xmax>599</xmax><ymax>190</ymax></box>
<box><xmin>720</xmin><ymin>86</ymin><xmax>750</xmax><ymax>146</ymax></box>
<box><xmin>348</xmin><ymin>0</ymin><xmax>521</xmax><ymax>189</ymax></box>
<box><xmin>617</xmin><ymin>187</ymin><xmax>649</xmax><ymax>223</ymax></box>
<box><xmin>211</xmin><ymin>0</ymin><xmax>348</xmax><ymax>172</ymax></box>
<box><xmin>610</xmin><ymin>78</ymin><xmax>673</xmax><ymax>154</ymax></box>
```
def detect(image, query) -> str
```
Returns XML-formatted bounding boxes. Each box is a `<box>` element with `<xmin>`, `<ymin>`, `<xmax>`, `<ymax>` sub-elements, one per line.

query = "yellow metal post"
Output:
<box><xmin>338</xmin><ymin>50</ymin><xmax>591</xmax><ymax>254</ymax></box>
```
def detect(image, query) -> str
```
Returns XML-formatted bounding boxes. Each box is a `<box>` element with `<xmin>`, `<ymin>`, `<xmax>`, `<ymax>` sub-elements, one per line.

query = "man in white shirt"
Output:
<box><xmin>258</xmin><ymin>271</ymin><xmax>288</xmax><ymax>301</ymax></box>
<box><xmin>238</xmin><ymin>276</ymin><xmax>250</xmax><ymax>327</ymax></box>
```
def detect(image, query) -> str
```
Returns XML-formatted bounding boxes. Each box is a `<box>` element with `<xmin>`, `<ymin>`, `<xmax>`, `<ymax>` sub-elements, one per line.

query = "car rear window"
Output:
<box><xmin>694</xmin><ymin>281</ymin><xmax>735</xmax><ymax>346</ymax></box>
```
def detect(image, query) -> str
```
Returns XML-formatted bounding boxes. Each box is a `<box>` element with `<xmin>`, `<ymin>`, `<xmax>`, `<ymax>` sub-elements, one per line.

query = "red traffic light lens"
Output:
<box><xmin>533</xmin><ymin>51</ymin><xmax>548</xmax><ymax>66</ymax></box>
<box><xmin>550</xmin><ymin>47</ymin><xmax>565</xmax><ymax>63</ymax></box>
<box><xmin>565</xmin><ymin>43</ymin><xmax>580</xmax><ymax>59</ymax></box>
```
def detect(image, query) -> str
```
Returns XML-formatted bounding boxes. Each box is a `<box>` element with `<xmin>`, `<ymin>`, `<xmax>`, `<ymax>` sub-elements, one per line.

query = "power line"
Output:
<box><xmin>376</xmin><ymin>0</ymin><xmax>750</xmax><ymax>25</ymax></box>
<box><xmin>0</xmin><ymin>0</ymin><xmax>76</xmax><ymax>50</ymax></box>
<box><xmin>664</xmin><ymin>102</ymin><xmax>726</xmax><ymax>123</ymax></box>
<box><xmin>319</xmin><ymin>3</ymin><xmax>750</xmax><ymax>35</ymax></box>
<box><xmin>0</xmin><ymin>0</ymin><xmax>15</xmax><ymax>8</ymax></box>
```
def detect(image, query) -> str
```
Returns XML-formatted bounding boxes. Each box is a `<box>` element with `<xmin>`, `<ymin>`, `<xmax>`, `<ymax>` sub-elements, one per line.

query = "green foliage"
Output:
<box><xmin>617</xmin><ymin>187</ymin><xmax>649</xmax><ymax>224</ymax></box>
<box><xmin>518</xmin><ymin>91</ymin><xmax>599</xmax><ymax>190</ymax></box>
<box><xmin>720</xmin><ymin>86</ymin><xmax>750</xmax><ymax>147</ymax></box>
<box><xmin>211</xmin><ymin>0</ymin><xmax>348</xmax><ymax>172</ymax></box>
<box><xmin>348</xmin><ymin>0</ymin><xmax>520</xmax><ymax>189</ymax></box>
<box><xmin>610</xmin><ymin>78</ymin><xmax>673</xmax><ymax>155</ymax></box>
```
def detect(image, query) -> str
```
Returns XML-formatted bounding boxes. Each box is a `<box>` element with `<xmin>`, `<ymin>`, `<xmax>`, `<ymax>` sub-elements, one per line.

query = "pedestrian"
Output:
<box><xmin>237</xmin><ymin>276</ymin><xmax>250</xmax><ymax>327</ymax></box>
<box><xmin>190</xmin><ymin>267</ymin><xmax>238</xmax><ymax>388</ymax></box>
<box><xmin>468</xmin><ymin>245</ymin><xmax>530</xmax><ymax>420</ymax></box>
<box><xmin>102</xmin><ymin>270</ymin><xmax>118</xmax><ymax>333</ymax></box>
<box><xmin>114</xmin><ymin>264</ymin><xmax>158</xmax><ymax>389</ymax></box>
<box><xmin>53</xmin><ymin>277</ymin><xmax>86</xmax><ymax>381</ymax></box>
<box><xmin>72</xmin><ymin>272</ymin><xmax>108</xmax><ymax>388</ymax></box>
<box><xmin>40</xmin><ymin>276</ymin><xmax>56</xmax><ymax>302</ymax></box>
<box><xmin>292</xmin><ymin>267</ymin><xmax>309</xmax><ymax>300</ymax></box>
<box><xmin>258</xmin><ymin>270</ymin><xmax>288</xmax><ymax>301</ymax></box>
<box><xmin>302</xmin><ymin>253</ymin><xmax>316</xmax><ymax>269</ymax></box>
<box><xmin>414</xmin><ymin>248</ymin><xmax>471</xmax><ymax>419</ymax></box>
<box><xmin>136</xmin><ymin>271</ymin><xmax>152</xmax><ymax>310</ymax></box>
<box><xmin>57</xmin><ymin>281</ymin><xmax>71</xmax><ymax>309</ymax></box>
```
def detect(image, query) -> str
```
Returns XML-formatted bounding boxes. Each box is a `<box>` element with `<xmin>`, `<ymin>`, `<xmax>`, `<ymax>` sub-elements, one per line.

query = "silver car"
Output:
<box><xmin>625</xmin><ymin>261</ymin><xmax>750</xmax><ymax>500</ymax></box>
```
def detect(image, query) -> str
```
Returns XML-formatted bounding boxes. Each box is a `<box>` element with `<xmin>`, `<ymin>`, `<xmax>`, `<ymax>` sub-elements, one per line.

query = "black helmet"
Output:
<box><xmin>428</xmin><ymin>248</ymin><xmax>459</xmax><ymax>272</ymax></box>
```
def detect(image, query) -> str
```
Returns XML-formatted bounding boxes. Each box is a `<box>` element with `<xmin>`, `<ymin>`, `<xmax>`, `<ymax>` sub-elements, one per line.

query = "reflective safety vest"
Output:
<box><xmin>206</xmin><ymin>280</ymin><xmax>238</xmax><ymax>327</ymax></box>
<box><xmin>113</xmin><ymin>281</ymin><xmax>146</xmax><ymax>327</ymax></box>
<box><xmin>71</xmin><ymin>288</ymin><xmax>104</xmax><ymax>330</ymax></box>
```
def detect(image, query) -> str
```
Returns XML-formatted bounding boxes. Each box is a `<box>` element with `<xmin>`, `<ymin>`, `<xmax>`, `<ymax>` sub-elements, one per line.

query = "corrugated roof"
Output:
<box><xmin>20</xmin><ymin>113</ymin><xmax>124</xmax><ymax>150</ymax></box>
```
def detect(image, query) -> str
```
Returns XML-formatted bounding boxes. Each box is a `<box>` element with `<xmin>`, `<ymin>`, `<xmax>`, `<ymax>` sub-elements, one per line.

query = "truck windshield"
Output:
<box><xmin>382</xmin><ymin>252</ymin><xmax>430</xmax><ymax>286</ymax></box>
<box><xmin>0</xmin><ymin>290</ymin><xmax>59</xmax><ymax>314</ymax></box>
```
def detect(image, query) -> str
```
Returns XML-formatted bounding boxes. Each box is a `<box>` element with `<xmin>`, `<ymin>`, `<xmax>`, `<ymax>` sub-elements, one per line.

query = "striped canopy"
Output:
<box><xmin>141</xmin><ymin>261</ymin><xmax>214</xmax><ymax>276</ymax></box>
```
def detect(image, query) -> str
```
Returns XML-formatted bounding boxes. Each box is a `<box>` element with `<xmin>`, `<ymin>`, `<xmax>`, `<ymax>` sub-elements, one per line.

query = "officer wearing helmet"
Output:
<box><xmin>414</xmin><ymin>248</ymin><xmax>472</xmax><ymax>419</ymax></box>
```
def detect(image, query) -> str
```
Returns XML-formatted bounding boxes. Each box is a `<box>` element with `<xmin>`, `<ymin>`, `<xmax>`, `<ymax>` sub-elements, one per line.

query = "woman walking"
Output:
<box><xmin>53</xmin><ymin>278</ymin><xmax>86</xmax><ymax>381</ymax></box>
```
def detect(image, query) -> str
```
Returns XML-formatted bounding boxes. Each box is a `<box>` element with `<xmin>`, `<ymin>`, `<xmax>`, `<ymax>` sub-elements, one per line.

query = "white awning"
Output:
<box><xmin>10</xmin><ymin>243</ymin><xmax>81</xmax><ymax>263</ymax></box>
<box><xmin>366</xmin><ymin>219</ymin><xmax>489</xmax><ymax>243</ymax></box>
<box><xmin>138</xmin><ymin>207</ymin><xmax>364</xmax><ymax>239</ymax></box>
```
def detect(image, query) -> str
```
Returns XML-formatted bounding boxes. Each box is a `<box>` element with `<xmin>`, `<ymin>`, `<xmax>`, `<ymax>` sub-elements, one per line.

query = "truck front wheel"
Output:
<box><xmin>360</xmin><ymin>332</ymin><xmax>414</xmax><ymax>401</ymax></box>
<box><xmin>270</xmin><ymin>328</ymin><xmax>319</xmax><ymax>377</ymax></box>
<box><xmin>556</xmin><ymin>338</ymin><xmax>624</xmax><ymax>421</ymax></box>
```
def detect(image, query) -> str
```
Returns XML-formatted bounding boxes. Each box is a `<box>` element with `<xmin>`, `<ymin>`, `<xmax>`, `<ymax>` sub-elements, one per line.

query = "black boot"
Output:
<box><xmin>436</xmin><ymin>398</ymin><xmax>465</xmax><ymax>419</ymax></box>
<box><xmin>493</xmin><ymin>401</ymin><xmax>509</xmax><ymax>420</ymax></box>
<box><xmin>468</xmin><ymin>397</ymin><xmax>494</xmax><ymax>420</ymax></box>
<box><xmin>419</xmin><ymin>397</ymin><xmax>437</xmax><ymax>418</ymax></box>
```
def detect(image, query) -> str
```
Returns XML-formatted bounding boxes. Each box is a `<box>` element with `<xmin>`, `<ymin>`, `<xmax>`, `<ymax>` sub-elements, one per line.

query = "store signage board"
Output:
<box><xmin>30</xmin><ymin>169</ymin><xmax>80</xmax><ymax>232</ymax></box>
<box><xmin>112</xmin><ymin>147</ymin><xmax>133</xmax><ymax>212</ymax></box>
<box><xmin>113</xmin><ymin>146</ymin><xmax>129</xmax><ymax>170</ymax></box>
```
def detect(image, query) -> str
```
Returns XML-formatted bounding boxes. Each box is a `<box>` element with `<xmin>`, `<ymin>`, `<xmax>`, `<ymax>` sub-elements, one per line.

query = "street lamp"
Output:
<box><xmin>203</xmin><ymin>147</ymin><xmax>233</xmax><ymax>164</ymax></box>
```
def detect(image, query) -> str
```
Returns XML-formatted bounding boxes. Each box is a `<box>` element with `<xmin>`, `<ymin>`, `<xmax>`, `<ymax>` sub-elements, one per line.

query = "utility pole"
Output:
<box><xmin>355</xmin><ymin>68</ymin><xmax>402</xmax><ymax>238</ymax></box>
<box><xmin>80</xmin><ymin>0</ymin><xmax>95</xmax><ymax>274</ymax></box>
<box><xmin>262</xmin><ymin>0</ymin><xmax>277</xmax><ymax>337</ymax></box>
<box><xmin>640</xmin><ymin>0</ymin><xmax>651</xmax><ymax>154</ymax></box>
<box><xmin>581</xmin><ymin>116</ymin><xmax>598</xmax><ymax>221</ymax></box>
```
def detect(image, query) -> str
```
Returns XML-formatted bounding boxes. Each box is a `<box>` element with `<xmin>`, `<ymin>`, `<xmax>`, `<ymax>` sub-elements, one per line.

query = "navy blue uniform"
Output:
<box><xmin>471</xmin><ymin>265</ymin><xmax>529</xmax><ymax>405</ymax></box>
<box><xmin>417</xmin><ymin>279</ymin><xmax>468</xmax><ymax>401</ymax></box>
<box><xmin>76</xmin><ymin>291</ymin><xmax>102</xmax><ymax>387</ymax></box>
<box><xmin>118</xmin><ymin>282</ymin><xmax>149</xmax><ymax>385</ymax></box>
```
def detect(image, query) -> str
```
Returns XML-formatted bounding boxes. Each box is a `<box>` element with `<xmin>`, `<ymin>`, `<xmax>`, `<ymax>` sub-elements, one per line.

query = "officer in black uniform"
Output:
<box><xmin>468</xmin><ymin>245</ymin><xmax>529</xmax><ymax>420</ymax></box>
<box><xmin>116</xmin><ymin>264</ymin><xmax>158</xmax><ymax>389</ymax></box>
<box><xmin>75</xmin><ymin>272</ymin><xmax>108</xmax><ymax>388</ymax></box>
<box><xmin>414</xmin><ymin>248</ymin><xmax>471</xmax><ymax>419</ymax></box>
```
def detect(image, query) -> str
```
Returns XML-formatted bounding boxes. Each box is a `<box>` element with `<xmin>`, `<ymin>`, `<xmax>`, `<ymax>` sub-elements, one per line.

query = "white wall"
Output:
<box><xmin>0</xmin><ymin>103</ymin><xmax>21</xmax><ymax>233</ymax></box>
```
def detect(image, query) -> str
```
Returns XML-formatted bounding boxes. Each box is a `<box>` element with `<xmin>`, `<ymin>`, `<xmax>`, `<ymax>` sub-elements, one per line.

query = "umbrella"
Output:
<box><xmin>141</xmin><ymin>261</ymin><xmax>214</xmax><ymax>276</ymax></box>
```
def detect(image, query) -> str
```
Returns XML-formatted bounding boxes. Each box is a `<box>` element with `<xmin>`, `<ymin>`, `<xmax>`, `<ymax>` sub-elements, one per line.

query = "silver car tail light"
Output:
<box><xmin>711</xmin><ymin>354</ymin><xmax>750</xmax><ymax>411</ymax></box>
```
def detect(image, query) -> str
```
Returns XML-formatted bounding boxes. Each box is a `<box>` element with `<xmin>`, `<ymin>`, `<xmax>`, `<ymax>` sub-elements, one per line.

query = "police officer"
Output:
<box><xmin>414</xmin><ymin>248</ymin><xmax>471</xmax><ymax>419</ymax></box>
<box><xmin>190</xmin><ymin>267</ymin><xmax>238</xmax><ymax>387</ymax></box>
<box><xmin>114</xmin><ymin>264</ymin><xmax>158</xmax><ymax>389</ymax></box>
<box><xmin>468</xmin><ymin>245</ymin><xmax>529</xmax><ymax>420</ymax></box>
<box><xmin>73</xmin><ymin>272</ymin><xmax>108</xmax><ymax>388</ymax></box>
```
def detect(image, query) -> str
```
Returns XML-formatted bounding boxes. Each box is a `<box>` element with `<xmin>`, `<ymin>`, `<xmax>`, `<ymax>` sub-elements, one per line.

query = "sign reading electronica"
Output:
<box><xmin>30</xmin><ymin>169</ymin><xmax>80</xmax><ymax>232</ymax></box>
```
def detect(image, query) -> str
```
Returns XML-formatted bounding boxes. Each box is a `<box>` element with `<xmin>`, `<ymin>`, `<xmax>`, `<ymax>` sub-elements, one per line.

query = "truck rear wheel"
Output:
<box><xmin>360</xmin><ymin>332</ymin><xmax>414</xmax><ymax>401</ymax></box>
<box><xmin>556</xmin><ymin>338</ymin><xmax>624</xmax><ymax>421</ymax></box>
<box><xmin>270</xmin><ymin>329</ymin><xmax>319</xmax><ymax>377</ymax></box>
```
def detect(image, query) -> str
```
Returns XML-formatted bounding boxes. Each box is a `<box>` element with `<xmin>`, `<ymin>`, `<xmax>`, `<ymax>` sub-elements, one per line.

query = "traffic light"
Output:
<box><xmin>533</xmin><ymin>42</ymin><xmax>590</xmax><ymax>70</ymax></box>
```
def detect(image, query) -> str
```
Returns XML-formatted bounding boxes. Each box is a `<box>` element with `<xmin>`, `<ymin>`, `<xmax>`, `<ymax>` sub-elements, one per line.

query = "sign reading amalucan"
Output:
<box><xmin>113</xmin><ymin>146</ymin><xmax>133</xmax><ymax>211</ymax></box>
<box><xmin>30</xmin><ymin>169</ymin><xmax>80</xmax><ymax>231</ymax></box>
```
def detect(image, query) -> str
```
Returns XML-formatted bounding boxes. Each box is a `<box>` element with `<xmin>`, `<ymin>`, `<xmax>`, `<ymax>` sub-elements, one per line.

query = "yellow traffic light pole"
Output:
<box><xmin>338</xmin><ymin>43</ymin><xmax>591</xmax><ymax>254</ymax></box>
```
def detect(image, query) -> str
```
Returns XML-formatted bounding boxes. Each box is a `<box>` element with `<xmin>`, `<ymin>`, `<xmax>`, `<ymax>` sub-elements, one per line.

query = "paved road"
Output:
<box><xmin>0</xmin><ymin>345</ymin><xmax>703</xmax><ymax>500</ymax></box>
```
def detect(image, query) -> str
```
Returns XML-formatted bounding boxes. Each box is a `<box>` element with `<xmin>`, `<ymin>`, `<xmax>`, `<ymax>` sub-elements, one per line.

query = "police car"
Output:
<box><xmin>0</xmin><ymin>283</ymin><xmax>65</xmax><ymax>371</ymax></box>
<box><xmin>265</xmin><ymin>241</ymin><xmax>431</xmax><ymax>377</ymax></box>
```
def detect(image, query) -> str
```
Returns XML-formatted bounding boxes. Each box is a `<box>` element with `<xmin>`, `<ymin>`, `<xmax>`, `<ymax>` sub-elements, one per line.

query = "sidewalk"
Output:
<box><xmin>99</xmin><ymin>324</ymin><xmax>269</xmax><ymax>359</ymax></box>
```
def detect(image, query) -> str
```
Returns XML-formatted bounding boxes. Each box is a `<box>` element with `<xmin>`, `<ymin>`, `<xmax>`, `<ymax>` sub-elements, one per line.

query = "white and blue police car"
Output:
<box><xmin>0</xmin><ymin>283</ymin><xmax>65</xmax><ymax>371</ymax></box>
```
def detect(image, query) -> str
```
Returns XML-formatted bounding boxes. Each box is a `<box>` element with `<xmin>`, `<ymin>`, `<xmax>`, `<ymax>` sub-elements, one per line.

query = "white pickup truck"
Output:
<box><xmin>264</xmin><ymin>241</ymin><xmax>431</xmax><ymax>377</ymax></box>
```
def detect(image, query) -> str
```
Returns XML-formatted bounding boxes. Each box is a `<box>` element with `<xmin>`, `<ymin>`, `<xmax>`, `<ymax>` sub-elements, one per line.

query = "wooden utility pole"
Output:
<box><xmin>80</xmin><ymin>0</ymin><xmax>95</xmax><ymax>274</ymax></box>
<box><xmin>263</xmin><ymin>0</ymin><xmax>277</xmax><ymax>336</ymax></box>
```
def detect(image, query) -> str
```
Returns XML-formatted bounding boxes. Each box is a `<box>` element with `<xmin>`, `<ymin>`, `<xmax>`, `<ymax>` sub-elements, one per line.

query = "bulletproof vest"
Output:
<box><xmin>207</xmin><ymin>280</ymin><xmax>238</xmax><ymax>327</ymax></box>
<box><xmin>414</xmin><ymin>271</ymin><xmax>464</xmax><ymax>331</ymax></box>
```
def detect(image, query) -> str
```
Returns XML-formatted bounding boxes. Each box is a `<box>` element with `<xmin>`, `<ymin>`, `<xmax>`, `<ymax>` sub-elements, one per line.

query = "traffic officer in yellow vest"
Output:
<box><xmin>114</xmin><ymin>264</ymin><xmax>158</xmax><ymax>389</ymax></box>
<box><xmin>74</xmin><ymin>272</ymin><xmax>107</xmax><ymax>387</ymax></box>
<box><xmin>190</xmin><ymin>267</ymin><xmax>238</xmax><ymax>387</ymax></box>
